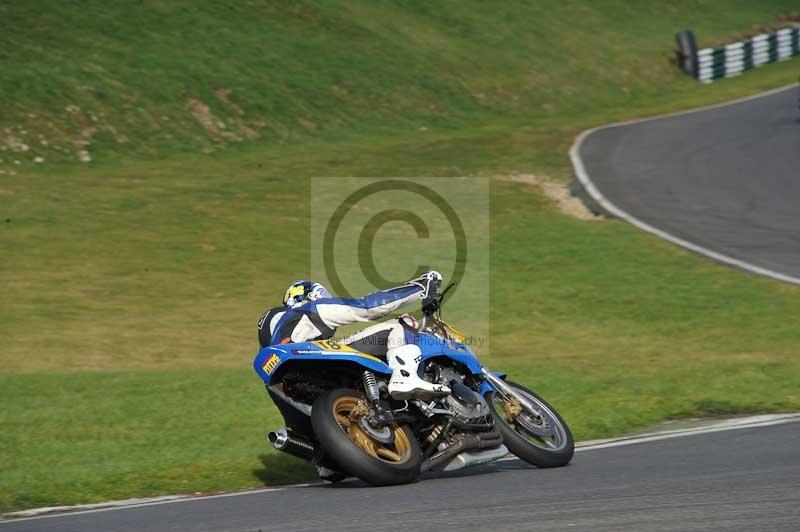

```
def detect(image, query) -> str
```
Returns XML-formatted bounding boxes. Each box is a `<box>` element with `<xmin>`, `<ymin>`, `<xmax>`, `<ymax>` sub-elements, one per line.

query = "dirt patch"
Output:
<box><xmin>213</xmin><ymin>88</ymin><xmax>260</xmax><ymax>140</ymax></box>
<box><xmin>237</xmin><ymin>124</ymin><xmax>259</xmax><ymax>140</ymax></box>
<box><xmin>65</xmin><ymin>105</ymin><xmax>102</xmax><ymax>162</ymax></box>
<box><xmin>214</xmin><ymin>88</ymin><xmax>243</xmax><ymax>115</ymax></box>
<box><xmin>187</xmin><ymin>97</ymin><xmax>223</xmax><ymax>141</ymax></box>
<box><xmin>506</xmin><ymin>174</ymin><xmax>604</xmax><ymax>221</ymax></box>
<box><xmin>196</xmin><ymin>243</ymin><xmax>217</xmax><ymax>252</ymax></box>
<box><xmin>187</xmin><ymin>94</ymin><xmax>256</xmax><ymax>142</ymax></box>
<box><xmin>2</xmin><ymin>133</ymin><xmax>29</xmax><ymax>153</ymax></box>
<box><xmin>66</xmin><ymin>108</ymin><xmax>126</xmax><ymax>162</ymax></box>
<box><xmin>297</xmin><ymin>117</ymin><xmax>317</xmax><ymax>130</ymax></box>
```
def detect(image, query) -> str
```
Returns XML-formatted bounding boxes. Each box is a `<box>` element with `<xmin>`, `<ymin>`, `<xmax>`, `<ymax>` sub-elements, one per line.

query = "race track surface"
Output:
<box><xmin>573</xmin><ymin>85</ymin><xmax>800</xmax><ymax>283</ymax></box>
<box><xmin>4</xmin><ymin>422</ymin><xmax>799</xmax><ymax>532</ymax></box>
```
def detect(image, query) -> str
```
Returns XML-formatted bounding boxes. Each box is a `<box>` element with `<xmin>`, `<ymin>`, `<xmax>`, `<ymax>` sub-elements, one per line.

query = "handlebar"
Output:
<box><xmin>419</xmin><ymin>280</ymin><xmax>458</xmax><ymax>342</ymax></box>
<box><xmin>421</xmin><ymin>281</ymin><xmax>456</xmax><ymax>318</ymax></box>
<box><xmin>439</xmin><ymin>281</ymin><xmax>457</xmax><ymax>301</ymax></box>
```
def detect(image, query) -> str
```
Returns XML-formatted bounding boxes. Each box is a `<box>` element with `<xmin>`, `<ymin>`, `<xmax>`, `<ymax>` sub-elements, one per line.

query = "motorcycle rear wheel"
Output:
<box><xmin>311</xmin><ymin>388</ymin><xmax>422</xmax><ymax>486</ymax></box>
<box><xmin>486</xmin><ymin>381</ymin><xmax>574</xmax><ymax>468</ymax></box>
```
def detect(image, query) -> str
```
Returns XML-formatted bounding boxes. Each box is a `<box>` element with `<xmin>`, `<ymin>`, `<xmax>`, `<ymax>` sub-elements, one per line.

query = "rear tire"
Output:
<box><xmin>311</xmin><ymin>388</ymin><xmax>422</xmax><ymax>486</ymax></box>
<box><xmin>316</xmin><ymin>466</ymin><xmax>348</xmax><ymax>483</ymax></box>
<box><xmin>486</xmin><ymin>381</ymin><xmax>574</xmax><ymax>468</ymax></box>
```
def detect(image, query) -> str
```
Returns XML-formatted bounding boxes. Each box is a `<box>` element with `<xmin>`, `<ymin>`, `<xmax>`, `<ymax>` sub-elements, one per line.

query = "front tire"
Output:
<box><xmin>486</xmin><ymin>381</ymin><xmax>574</xmax><ymax>468</ymax></box>
<box><xmin>311</xmin><ymin>388</ymin><xmax>422</xmax><ymax>486</ymax></box>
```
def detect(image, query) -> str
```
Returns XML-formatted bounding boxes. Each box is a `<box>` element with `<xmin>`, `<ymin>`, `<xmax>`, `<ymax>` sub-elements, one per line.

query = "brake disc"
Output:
<box><xmin>349</xmin><ymin>399</ymin><xmax>395</xmax><ymax>444</ymax></box>
<box><xmin>357</xmin><ymin>418</ymin><xmax>395</xmax><ymax>444</ymax></box>
<box><xmin>515</xmin><ymin>411</ymin><xmax>556</xmax><ymax>438</ymax></box>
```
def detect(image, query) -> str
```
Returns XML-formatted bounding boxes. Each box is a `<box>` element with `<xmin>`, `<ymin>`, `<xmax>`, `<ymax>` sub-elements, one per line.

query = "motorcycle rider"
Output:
<box><xmin>257</xmin><ymin>271</ymin><xmax>450</xmax><ymax>400</ymax></box>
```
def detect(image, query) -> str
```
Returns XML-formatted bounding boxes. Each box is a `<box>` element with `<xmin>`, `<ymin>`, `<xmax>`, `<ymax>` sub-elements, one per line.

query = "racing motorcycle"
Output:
<box><xmin>253</xmin><ymin>282</ymin><xmax>574</xmax><ymax>485</ymax></box>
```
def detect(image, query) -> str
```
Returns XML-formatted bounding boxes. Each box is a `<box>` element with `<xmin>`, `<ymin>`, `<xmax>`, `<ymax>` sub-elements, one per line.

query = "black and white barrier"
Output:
<box><xmin>676</xmin><ymin>27</ymin><xmax>800</xmax><ymax>83</ymax></box>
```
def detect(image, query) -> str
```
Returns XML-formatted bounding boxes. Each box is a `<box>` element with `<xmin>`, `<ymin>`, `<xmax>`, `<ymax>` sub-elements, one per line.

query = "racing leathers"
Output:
<box><xmin>258</xmin><ymin>272</ymin><xmax>449</xmax><ymax>399</ymax></box>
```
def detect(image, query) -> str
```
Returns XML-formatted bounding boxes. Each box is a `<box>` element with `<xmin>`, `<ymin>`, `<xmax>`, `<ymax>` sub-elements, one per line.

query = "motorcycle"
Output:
<box><xmin>253</xmin><ymin>281</ymin><xmax>574</xmax><ymax>485</ymax></box>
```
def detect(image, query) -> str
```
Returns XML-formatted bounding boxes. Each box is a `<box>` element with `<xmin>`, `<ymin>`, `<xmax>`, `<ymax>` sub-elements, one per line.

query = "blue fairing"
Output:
<box><xmin>253</xmin><ymin>334</ymin><xmax>505</xmax><ymax>394</ymax></box>
<box><xmin>413</xmin><ymin>332</ymin><xmax>505</xmax><ymax>395</ymax></box>
<box><xmin>254</xmin><ymin>340</ymin><xmax>392</xmax><ymax>386</ymax></box>
<box><xmin>415</xmin><ymin>332</ymin><xmax>482</xmax><ymax>373</ymax></box>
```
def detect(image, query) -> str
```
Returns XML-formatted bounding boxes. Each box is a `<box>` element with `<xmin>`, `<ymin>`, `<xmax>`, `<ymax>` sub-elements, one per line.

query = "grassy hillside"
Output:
<box><xmin>2</xmin><ymin>0</ymin><xmax>800</xmax><ymax>512</ymax></box>
<box><xmin>2</xmin><ymin>0</ymin><xmax>798</xmax><ymax>167</ymax></box>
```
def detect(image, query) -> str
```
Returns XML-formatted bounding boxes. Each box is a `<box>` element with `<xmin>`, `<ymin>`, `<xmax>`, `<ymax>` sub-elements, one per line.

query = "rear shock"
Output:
<box><xmin>362</xmin><ymin>371</ymin><xmax>380</xmax><ymax>402</ymax></box>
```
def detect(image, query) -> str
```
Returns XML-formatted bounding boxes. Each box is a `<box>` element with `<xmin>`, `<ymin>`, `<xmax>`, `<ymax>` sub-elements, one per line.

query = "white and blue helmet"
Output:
<box><xmin>283</xmin><ymin>280</ymin><xmax>331</xmax><ymax>309</ymax></box>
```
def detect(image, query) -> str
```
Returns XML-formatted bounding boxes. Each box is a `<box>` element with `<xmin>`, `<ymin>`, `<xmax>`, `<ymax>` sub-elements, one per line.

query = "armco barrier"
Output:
<box><xmin>676</xmin><ymin>27</ymin><xmax>800</xmax><ymax>83</ymax></box>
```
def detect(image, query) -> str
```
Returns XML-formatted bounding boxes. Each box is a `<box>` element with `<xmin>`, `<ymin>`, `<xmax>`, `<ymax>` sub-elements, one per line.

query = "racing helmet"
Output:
<box><xmin>283</xmin><ymin>280</ymin><xmax>331</xmax><ymax>308</ymax></box>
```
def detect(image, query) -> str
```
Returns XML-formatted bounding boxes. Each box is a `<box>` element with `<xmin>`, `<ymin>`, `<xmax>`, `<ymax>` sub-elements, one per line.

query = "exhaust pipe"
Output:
<box><xmin>421</xmin><ymin>428</ymin><xmax>503</xmax><ymax>472</ymax></box>
<box><xmin>442</xmin><ymin>444</ymin><xmax>509</xmax><ymax>471</ymax></box>
<box><xmin>268</xmin><ymin>428</ymin><xmax>315</xmax><ymax>461</ymax></box>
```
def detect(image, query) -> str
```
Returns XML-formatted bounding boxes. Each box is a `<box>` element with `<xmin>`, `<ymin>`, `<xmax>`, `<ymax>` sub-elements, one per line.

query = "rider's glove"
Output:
<box><xmin>408</xmin><ymin>270</ymin><xmax>442</xmax><ymax>299</ymax></box>
<box><xmin>398</xmin><ymin>313</ymin><xmax>419</xmax><ymax>330</ymax></box>
<box><xmin>421</xmin><ymin>295</ymin><xmax>440</xmax><ymax>315</ymax></box>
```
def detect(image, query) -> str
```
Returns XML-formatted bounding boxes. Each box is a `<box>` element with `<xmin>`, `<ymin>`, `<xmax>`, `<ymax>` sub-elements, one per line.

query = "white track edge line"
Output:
<box><xmin>571</xmin><ymin>413</ymin><xmax>800</xmax><ymax>451</ymax></box>
<box><xmin>493</xmin><ymin>412</ymin><xmax>800</xmax><ymax>460</ymax></box>
<box><xmin>4</xmin><ymin>413</ymin><xmax>799</xmax><ymax>523</ymax></box>
<box><xmin>0</xmin><ymin>483</ymin><xmax>324</xmax><ymax>523</ymax></box>
<box><xmin>570</xmin><ymin>82</ymin><xmax>800</xmax><ymax>286</ymax></box>
<box><xmin>572</xmin><ymin>413</ymin><xmax>800</xmax><ymax>445</ymax></box>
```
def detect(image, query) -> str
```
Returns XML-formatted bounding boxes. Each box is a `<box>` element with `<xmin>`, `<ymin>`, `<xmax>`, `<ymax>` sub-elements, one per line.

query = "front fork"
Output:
<box><xmin>481</xmin><ymin>367</ymin><xmax>542</xmax><ymax>419</ymax></box>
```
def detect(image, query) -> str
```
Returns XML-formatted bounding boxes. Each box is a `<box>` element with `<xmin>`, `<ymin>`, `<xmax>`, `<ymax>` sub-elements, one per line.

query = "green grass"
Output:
<box><xmin>1</xmin><ymin>0</ymin><xmax>798</xmax><ymax>168</ymax></box>
<box><xmin>2</xmin><ymin>0</ymin><xmax>800</xmax><ymax>513</ymax></box>
<box><xmin>0</xmin><ymin>370</ymin><xmax>315</xmax><ymax>511</ymax></box>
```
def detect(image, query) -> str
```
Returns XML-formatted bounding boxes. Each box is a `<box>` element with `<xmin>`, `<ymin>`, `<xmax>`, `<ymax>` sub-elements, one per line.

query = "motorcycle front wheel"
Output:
<box><xmin>486</xmin><ymin>381</ymin><xmax>574</xmax><ymax>468</ymax></box>
<box><xmin>311</xmin><ymin>388</ymin><xmax>422</xmax><ymax>486</ymax></box>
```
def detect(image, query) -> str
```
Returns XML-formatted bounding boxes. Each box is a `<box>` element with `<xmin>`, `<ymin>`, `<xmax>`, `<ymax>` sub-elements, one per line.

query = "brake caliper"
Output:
<box><xmin>502</xmin><ymin>396</ymin><xmax>523</xmax><ymax>421</ymax></box>
<box><xmin>349</xmin><ymin>399</ymin><xmax>369</xmax><ymax>422</ymax></box>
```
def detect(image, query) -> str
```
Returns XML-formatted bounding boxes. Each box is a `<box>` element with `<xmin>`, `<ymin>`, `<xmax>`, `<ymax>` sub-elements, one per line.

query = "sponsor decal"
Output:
<box><xmin>288</xmin><ymin>341</ymin><xmax>385</xmax><ymax>364</ymax></box>
<box><xmin>262</xmin><ymin>354</ymin><xmax>280</xmax><ymax>374</ymax></box>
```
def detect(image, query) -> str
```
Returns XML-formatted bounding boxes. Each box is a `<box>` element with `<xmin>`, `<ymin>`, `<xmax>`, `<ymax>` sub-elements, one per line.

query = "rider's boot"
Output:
<box><xmin>387</xmin><ymin>344</ymin><xmax>450</xmax><ymax>400</ymax></box>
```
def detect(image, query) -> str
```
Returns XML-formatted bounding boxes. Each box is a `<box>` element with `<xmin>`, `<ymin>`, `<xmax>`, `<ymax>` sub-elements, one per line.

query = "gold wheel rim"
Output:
<box><xmin>332</xmin><ymin>396</ymin><xmax>412</xmax><ymax>464</ymax></box>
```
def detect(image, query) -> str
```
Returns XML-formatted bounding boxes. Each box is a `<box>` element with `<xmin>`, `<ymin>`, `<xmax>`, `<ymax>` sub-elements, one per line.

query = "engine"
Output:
<box><xmin>423</xmin><ymin>362</ymin><xmax>493</xmax><ymax>425</ymax></box>
<box><xmin>444</xmin><ymin>382</ymin><xmax>492</xmax><ymax>425</ymax></box>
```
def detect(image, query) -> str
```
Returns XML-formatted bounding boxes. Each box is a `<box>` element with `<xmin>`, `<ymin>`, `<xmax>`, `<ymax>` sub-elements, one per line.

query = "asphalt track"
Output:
<box><xmin>572</xmin><ymin>84</ymin><xmax>800</xmax><ymax>284</ymax></box>
<box><xmin>3</xmin><ymin>420</ymin><xmax>799</xmax><ymax>532</ymax></box>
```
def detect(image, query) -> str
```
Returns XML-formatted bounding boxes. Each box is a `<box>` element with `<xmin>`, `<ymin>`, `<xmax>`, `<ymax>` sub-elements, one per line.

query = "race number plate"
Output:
<box><xmin>312</xmin><ymin>340</ymin><xmax>357</xmax><ymax>353</ymax></box>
